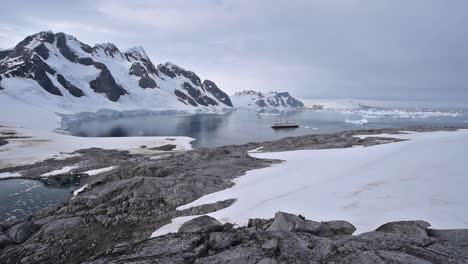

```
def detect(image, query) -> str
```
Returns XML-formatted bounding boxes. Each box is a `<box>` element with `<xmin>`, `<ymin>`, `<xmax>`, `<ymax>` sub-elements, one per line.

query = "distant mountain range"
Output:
<box><xmin>231</xmin><ymin>90</ymin><xmax>305</xmax><ymax>108</ymax></box>
<box><xmin>0</xmin><ymin>31</ymin><xmax>307</xmax><ymax>112</ymax></box>
<box><xmin>0</xmin><ymin>31</ymin><xmax>232</xmax><ymax>110</ymax></box>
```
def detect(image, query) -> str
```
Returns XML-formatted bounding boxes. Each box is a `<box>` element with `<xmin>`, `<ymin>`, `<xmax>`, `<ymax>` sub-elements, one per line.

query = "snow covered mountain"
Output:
<box><xmin>0</xmin><ymin>31</ymin><xmax>232</xmax><ymax>111</ymax></box>
<box><xmin>231</xmin><ymin>90</ymin><xmax>304</xmax><ymax>109</ymax></box>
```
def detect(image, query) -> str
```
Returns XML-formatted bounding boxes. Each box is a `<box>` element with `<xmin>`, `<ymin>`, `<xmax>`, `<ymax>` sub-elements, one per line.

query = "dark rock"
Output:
<box><xmin>0</xmin><ymin>49</ymin><xmax>11</xmax><ymax>61</ymax></box>
<box><xmin>376</xmin><ymin>220</ymin><xmax>430</xmax><ymax>238</ymax></box>
<box><xmin>149</xmin><ymin>144</ymin><xmax>177</xmax><ymax>151</ymax></box>
<box><xmin>77</xmin><ymin>57</ymin><xmax>94</xmax><ymax>66</ymax></box>
<box><xmin>93</xmin><ymin>43</ymin><xmax>121</xmax><ymax>58</ymax></box>
<box><xmin>179</xmin><ymin>216</ymin><xmax>222</xmax><ymax>233</ymax></box>
<box><xmin>34</xmin><ymin>70</ymin><xmax>62</xmax><ymax>96</ymax></box>
<box><xmin>5</xmin><ymin>220</ymin><xmax>40</xmax><ymax>243</ymax></box>
<box><xmin>57</xmin><ymin>74</ymin><xmax>84</xmax><ymax>97</ymax></box>
<box><xmin>175</xmin><ymin>89</ymin><xmax>198</xmax><ymax>106</ymax></box>
<box><xmin>34</xmin><ymin>43</ymin><xmax>50</xmax><ymax>60</ymax></box>
<box><xmin>138</xmin><ymin>76</ymin><xmax>157</xmax><ymax>89</ymax></box>
<box><xmin>0</xmin><ymin>231</ymin><xmax>14</xmax><ymax>248</ymax></box>
<box><xmin>266</xmin><ymin>211</ymin><xmax>322</xmax><ymax>234</ymax></box>
<box><xmin>319</xmin><ymin>220</ymin><xmax>356</xmax><ymax>236</ymax></box>
<box><xmin>90</xmin><ymin>62</ymin><xmax>127</xmax><ymax>102</ymax></box>
<box><xmin>40</xmin><ymin>217</ymin><xmax>83</xmax><ymax>237</ymax></box>
<box><xmin>203</xmin><ymin>80</ymin><xmax>233</xmax><ymax>107</ymax></box>
<box><xmin>129</xmin><ymin>62</ymin><xmax>147</xmax><ymax>77</ymax></box>
<box><xmin>56</xmin><ymin>32</ymin><xmax>78</xmax><ymax>62</ymax></box>
<box><xmin>157</xmin><ymin>64</ymin><xmax>176</xmax><ymax>78</ymax></box>
<box><xmin>1</xmin><ymin>128</ymin><xmax>466</xmax><ymax>263</ymax></box>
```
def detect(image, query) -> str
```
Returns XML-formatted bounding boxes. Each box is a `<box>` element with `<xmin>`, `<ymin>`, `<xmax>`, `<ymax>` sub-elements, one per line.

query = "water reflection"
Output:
<box><xmin>66</xmin><ymin>109</ymin><xmax>467</xmax><ymax>148</ymax></box>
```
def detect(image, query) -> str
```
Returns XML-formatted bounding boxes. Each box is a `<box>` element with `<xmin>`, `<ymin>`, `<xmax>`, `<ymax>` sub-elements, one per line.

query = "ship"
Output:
<box><xmin>271</xmin><ymin>121</ymin><xmax>300</xmax><ymax>129</ymax></box>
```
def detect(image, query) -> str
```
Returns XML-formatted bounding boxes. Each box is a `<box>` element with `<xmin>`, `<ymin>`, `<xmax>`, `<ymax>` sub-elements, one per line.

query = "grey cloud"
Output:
<box><xmin>0</xmin><ymin>0</ymin><xmax>466</xmax><ymax>101</ymax></box>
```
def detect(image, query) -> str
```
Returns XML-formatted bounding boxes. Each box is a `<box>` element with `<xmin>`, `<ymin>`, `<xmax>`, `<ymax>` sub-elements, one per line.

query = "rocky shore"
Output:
<box><xmin>0</xmin><ymin>127</ymin><xmax>466</xmax><ymax>263</ymax></box>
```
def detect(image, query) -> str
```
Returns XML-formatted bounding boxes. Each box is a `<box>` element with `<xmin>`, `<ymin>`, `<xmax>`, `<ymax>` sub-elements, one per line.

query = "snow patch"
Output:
<box><xmin>83</xmin><ymin>166</ymin><xmax>116</xmax><ymax>176</ymax></box>
<box><xmin>152</xmin><ymin>130</ymin><xmax>468</xmax><ymax>235</ymax></box>
<box><xmin>345</xmin><ymin>119</ymin><xmax>368</xmax><ymax>125</ymax></box>
<box><xmin>72</xmin><ymin>184</ymin><xmax>88</xmax><ymax>197</ymax></box>
<box><xmin>150</xmin><ymin>215</ymin><xmax>200</xmax><ymax>237</ymax></box>
<box><xmin>41</xmin><ymin>165</ymin><xmax>79</xmax><ymax>176</ymax></box>
<box><xmin>0</xmin><ymin>172</ymin><xmax>22</xmax><ymax>179</ymax></box>
<box><xmin>248</xmin><ymin>146</ymin><xmax>264</xmax><ymax>153</ymax></box>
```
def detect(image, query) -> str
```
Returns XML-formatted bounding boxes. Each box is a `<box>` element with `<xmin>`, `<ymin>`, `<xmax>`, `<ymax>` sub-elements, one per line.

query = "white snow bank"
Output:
<box><xmin>41</xmin><ymin>165</ymin><xmax>79</xmax><ymax>176</ymax></box>
<box><xmin>151</xmin><ymin>215</ymin><xmax>200</xmax><ymax>237</ymax></box>
<box><xmin>0</xmin><ymin>94</ymin><xmax>194</xmax><ymax>168</ymax></box>
<box><xmin>83</xmin><ymin>166</ymin><xmax>116</xmax><ymax>176</ymax></box>
<box><xmin>0</xmin><ymin>172</ymin><xmax>22</xmax><ymax>179</ymax></box>
<box><xmin>0</xmin><ymin>133</ymin><xmax>193</xmax><ymax>169</ymax></box>
<box><xmin>153</xmin><ymin>130</ymin><xmax>468</xmax><ymax>236</ymax></box>
<box><xmin>72</xmin><ymin>184</ymin><xmax>88</xmax><ymax>197</ymax></box>
<box><xmin>345</xmin><ymin>119</ymin><xmax>368</xmax><ymax>125</ymax></box>
<box><xmin>248</xmin><ymin>147</ymin><xmax>264</xmax><ymax>153</ymax></box>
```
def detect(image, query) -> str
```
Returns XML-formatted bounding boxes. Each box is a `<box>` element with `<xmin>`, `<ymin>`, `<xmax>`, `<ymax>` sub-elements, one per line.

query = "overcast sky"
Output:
<box><xmin>1</xmin><ymin>0</ymin><xmax>467</xmax><ymax>101</ymax></box>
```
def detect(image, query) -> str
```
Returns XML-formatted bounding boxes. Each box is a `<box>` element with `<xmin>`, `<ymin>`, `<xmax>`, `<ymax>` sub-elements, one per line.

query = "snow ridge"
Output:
<box><xmin>0</xmin><ymin>31</ymin><xmax>233</xmax><ymax>112</ymax></box>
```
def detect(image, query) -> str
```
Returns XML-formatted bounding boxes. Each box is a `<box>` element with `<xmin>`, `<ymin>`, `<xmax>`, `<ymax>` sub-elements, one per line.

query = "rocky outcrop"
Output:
<box><xmin>3</xmin><ymin>219</ymin><xmax>40</xmax><ymax>243</ymax></box>
<box><xmin>179</xmin><ymin>216</ymin><xmax>223</xmax><ymax>233</ymax></box>
<box><xmin>57</xmin><ymin>74</ymin><xmax>84</xmax><ymax>97</ymax></box>
<box><xmin>158</xmin><ymin>62</ymin><xmax>232</xmax><ymax>107</ymax></box>
<box><xmin>203</xmin><ymin>80</ymin><xmax>233</xmax><ymax>107</ymax></box>
<box><xmin>1</xmin><ymin>127</ymin><xmax>464</xmax><ymax>263</ymax></box>
<box><xmin>89</xmin><ymin>62</ymin><xmax>127</xmax><ymax>102</ymax></box>
<box><xmin>88</xmin><ymin>212</ymin><xmax>467</xmax><ymax>263</ymax></box>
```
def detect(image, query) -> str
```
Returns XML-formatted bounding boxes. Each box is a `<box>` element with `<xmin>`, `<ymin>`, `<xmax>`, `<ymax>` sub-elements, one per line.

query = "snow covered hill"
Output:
<box><xmin>231</xmin><ymin>90</ymin><xmax>304</xmax><ymax>109</ymax></box>
<box><xmin>0</xmin><ymin>31</ymin><xmax>233</xmax><ymax>112</ymax></box>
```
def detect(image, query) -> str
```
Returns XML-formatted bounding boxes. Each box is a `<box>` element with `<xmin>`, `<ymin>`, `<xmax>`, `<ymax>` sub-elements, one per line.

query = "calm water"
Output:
<box><xmin>68</xmin><ymin>109</ymin><xmax>467</xmax><ymax>148</ymax></box>
<box><xmin>0</xmin><ymin>177</ymin><xmax>81</xmax><ymax>222</ymax></box>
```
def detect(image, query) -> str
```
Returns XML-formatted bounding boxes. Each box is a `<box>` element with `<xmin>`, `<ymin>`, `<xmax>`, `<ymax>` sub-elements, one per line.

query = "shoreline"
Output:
<box><xmin>0</xmin><ymin>127</ymin><xmax>467</xmax><ymax>263</ymax></box>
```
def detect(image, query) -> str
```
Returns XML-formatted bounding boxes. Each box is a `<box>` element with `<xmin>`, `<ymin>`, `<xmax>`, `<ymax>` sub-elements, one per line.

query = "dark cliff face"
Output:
<box><xmin>89</xmin><ymin>62</ymin><xmax>127</xmax><ymax>102</ymax></box>
<box><xmin>158</xmin><ymin>62</ymin><xmax>233</xmax><ymax>107</ymax></box>
<box><xmin>203</xmin><ymin>80</ymin><xmax>233</xmax><ymax>107</ymax></box>
<box><xmin>0</xmin><ymin>31</ymin><xmax>233</xmax><ymax>108</ymax></box>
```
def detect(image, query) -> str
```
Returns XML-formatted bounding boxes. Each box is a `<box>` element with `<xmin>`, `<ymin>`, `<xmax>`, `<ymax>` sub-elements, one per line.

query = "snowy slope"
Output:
<box><xmin>0</xmin><ymin>31</ymin><xmax>233</xmax><ymax>113</ymax></box>
<box><xmin>152</xmin><ymin>130</ymin><xmax>468</xmax><ymax>236</ymax></box>
<box><xmin>231</xmin><ymin>90</ymin><xmax>304</xmax><ymax>109</ymax></box>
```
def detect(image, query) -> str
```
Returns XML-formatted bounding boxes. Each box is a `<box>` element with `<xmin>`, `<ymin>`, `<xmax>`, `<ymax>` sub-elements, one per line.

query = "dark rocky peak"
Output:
<box><xmin>124</xmin><ymin>47</ymin><xmax>150</xmax><ymax>61</ymax></box>
<box><xmin>203</xmin><ymin>80</ymin><xmax>233</xmax><ymax>107</ymax></box>
<box><xmin>125</xmin><ymin>47</ymin><xmax>160</xmax><ymax>78</ymax></box>
<box><xmin>158</xmin><ymin>62</ymin><xmax>202</xmax><ymax>87</ymax></box>
<box><xmin>233</xmin><ymin>90</ymin><xmax>264</xmax><ymax>97</ymax></box>
<box><xmin>0</xmin><ymin>50</ymin><xmax>11</xmax><ymax>61</ymax></box>
<box><xmin>276</xmin><ymin>92</ymin><xmax>291</xmax><ymax>97</ymax></box>
<box><xmin>92</xmin><ymin>43</ymin><xmax>123</xmax><ymax>58</ymax></box>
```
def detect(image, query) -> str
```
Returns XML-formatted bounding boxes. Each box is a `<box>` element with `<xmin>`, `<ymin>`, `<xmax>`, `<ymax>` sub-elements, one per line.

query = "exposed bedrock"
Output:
<box><xmin>89</xmin><ymin>212</ymin><xmax>468</xmax><ymax>264</ymax></box>
<box><xmin>0</xmin><ymin>127</ymin><xmax>466</xmax><ymax>263</ymax></box>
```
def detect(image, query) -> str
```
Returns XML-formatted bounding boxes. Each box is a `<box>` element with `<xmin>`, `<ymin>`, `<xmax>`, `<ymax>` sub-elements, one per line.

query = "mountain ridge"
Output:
<box><xmin>231</xmin><ymin>90</ymin><xmax>305</xmax><ymax>108</ymax></box>
<box><xmin>0</xmin><ymin>31</ymin><xmax>232</xmax><ymax>111</ymax></box>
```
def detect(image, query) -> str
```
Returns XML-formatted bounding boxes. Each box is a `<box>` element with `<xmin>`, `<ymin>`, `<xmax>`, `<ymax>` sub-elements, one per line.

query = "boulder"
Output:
<box><xmin>318</xmin><ymin>220</ymin><xmax>356</xmax><ymax>237</ymax></box>
<box><xmin>267</xmin><ymin>211</ymin><xmax>321</xmax><ymax>234</ymax></box>
<box><xmin>5</xmin><ymin>220</ymin><xmax>40</xmax><ymax>243</ymax></box>
<box><xmin>179</xmin><ymin>215</ymin><xmax>222</xmax><ymax>233</ymax></box>
<box><xmin>41</xmin><ymin>217</ymin><xmax>83</xmax><ymax>237</ymax></box>
<box><xmin>376</xmin><ymin>220</ymin><xmax>430</xmax><ymax>238</ymax></box>
<box><xmin>0</xmin><ymin>231</ymin><xmax>14</xmax><ymax>247</ymax></box>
